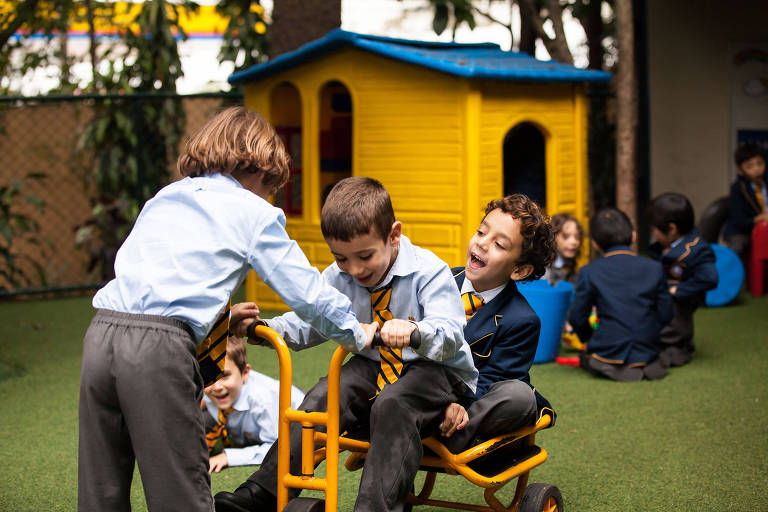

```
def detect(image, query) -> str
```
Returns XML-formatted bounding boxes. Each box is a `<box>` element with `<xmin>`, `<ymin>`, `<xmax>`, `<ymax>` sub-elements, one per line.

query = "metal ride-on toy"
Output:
<box><xmin>247</xmin><ymin>324</ymin><xmax>562</xmax><ymax>512</ymax></box>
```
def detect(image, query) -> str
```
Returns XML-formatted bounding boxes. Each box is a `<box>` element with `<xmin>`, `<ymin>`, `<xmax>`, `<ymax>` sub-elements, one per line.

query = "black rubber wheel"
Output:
<box><xmin>282</xmin><ymin>497</ymin><xmax>326</xmax><ymax>512</ymax></box>
<box><xmin>519</xmin><ymin>483</ymin><xmax>564</xmax><ymax>512</ymax></box>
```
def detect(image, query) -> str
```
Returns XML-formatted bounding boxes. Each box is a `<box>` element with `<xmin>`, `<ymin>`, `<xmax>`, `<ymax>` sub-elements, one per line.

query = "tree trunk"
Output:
<box><xmin>517</xmin><ymin>0</ymin><xmax>573</xmax><ymax>64</ymax></box>
<box><xmin>517</xmin><ymin>0</ymin><xmax>537</xmax><ymax>55</ymax></box>
<box><xmin>269</xmin><ymin>0</ymin><xmax>341</xmax><ymax>59</ymax></box>
<box><xmin>614</xmin><ymin>0</ymin><xmax>637</xmax><ymax>231</ymax></box>
<box><xmin>583</xmin><ymin>0</ymin><xmax>604</xmax><ymax>70</ymax></box>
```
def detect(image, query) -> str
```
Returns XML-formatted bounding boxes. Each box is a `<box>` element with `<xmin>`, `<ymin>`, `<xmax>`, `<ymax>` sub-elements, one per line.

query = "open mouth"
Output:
<box><xmin>469</xmin><ymin>252</ymin><xmax>486</xmax><ymax>269</ymax></box>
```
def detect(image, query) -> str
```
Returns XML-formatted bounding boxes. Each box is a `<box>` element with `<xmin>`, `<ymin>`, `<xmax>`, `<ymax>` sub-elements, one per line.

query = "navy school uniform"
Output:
<box><xmin>568</xmin><ymin>246</ymin><xmax>674</xmax><ymax>381</ymax></box>
<box><xmin>444</xmin><ymin>268</ymin><xmax>554</xmax><ymax>452</ymax></box>
<box><xmin>724</xmin><ymin>171</ymin><xmax>768</xmax><ymax>240</ymax></box>
<box><xmin>648</xmin><ymin>229</ymin><xmax>717</xmax><ymax>366</ymax></box>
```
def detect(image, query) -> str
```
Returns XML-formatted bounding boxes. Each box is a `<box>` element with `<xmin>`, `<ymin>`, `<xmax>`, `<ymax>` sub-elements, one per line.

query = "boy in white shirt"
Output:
<box><xmin>204</xmin><ymin>335</ymin><xmax>304</xmax><ymax>472</ymax></box>
<box><xmin>215</xmin><ymin>177</ymin><xmax>477</xmax><ymax>512</ymax></box>
<box><xmin>78</xmin><ymin>107</ymin><xmax>376</xmax><ymax>512</ymax></box>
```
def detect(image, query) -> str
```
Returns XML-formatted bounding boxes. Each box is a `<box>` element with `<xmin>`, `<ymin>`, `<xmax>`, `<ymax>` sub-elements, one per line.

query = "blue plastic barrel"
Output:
<box><xmin>705</xmin><ymin>244</ymin><xmax>744</xmax><ymax>307</ymax></box>
<box><xmin>517</xmin><ymin>280</ymin><xmax>575</xmax><ymax>363</ymax></box>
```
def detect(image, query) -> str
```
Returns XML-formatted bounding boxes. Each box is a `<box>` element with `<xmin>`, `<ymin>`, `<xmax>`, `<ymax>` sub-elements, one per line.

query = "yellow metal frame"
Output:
<box><xmin>254</xmin><ymin>324</ymin><xmax>553</xmax><ymax>512</ymax></box>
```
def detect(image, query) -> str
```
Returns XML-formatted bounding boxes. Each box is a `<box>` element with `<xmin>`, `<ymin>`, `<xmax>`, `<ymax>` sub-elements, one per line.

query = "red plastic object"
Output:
<box><xmin>555</xmin><ymin>356</ymin><xmax>581</xmax><ymax>367</ymax></box>
<box><xmin>750</xmin><ymin>221</ymin><xmax>768</xmax><ymax>297</ymax></box>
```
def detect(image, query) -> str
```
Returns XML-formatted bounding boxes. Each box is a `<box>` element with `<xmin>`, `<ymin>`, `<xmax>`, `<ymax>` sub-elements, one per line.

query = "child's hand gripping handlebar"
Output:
<box><xmin>371</xmin><ymin>329</ymin><xmax>422</xmax><ymax>350</ymax></box>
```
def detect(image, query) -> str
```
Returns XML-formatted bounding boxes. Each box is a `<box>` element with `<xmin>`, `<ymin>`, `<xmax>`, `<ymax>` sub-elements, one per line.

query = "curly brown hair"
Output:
<box><xmin>177</xmin><ymin>106</ymin><xmax>291</xmax><ymax>194</ymax></box>
<box><xmin>484</xmin><ymin>194</ymin><xmax>555</xmax><ymax>280</ymax></box>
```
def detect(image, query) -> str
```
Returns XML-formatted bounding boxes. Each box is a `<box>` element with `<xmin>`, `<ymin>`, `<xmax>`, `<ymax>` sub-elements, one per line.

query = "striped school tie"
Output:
<box><xmin>206</xmin><ymin>407</ymin><xmax>235</xmax><ymax>453</ymax></box>
<box><xmin>197</xmin><ymin>301</ymin><xmax>230</xmax><ymax>387</ymax></box>
<box><xmin>462</xmin><ymin>292</ymin><xmax>485</xmax><ymax>320</ymax></box>
<box><xmin>371</xmin><ymin>282</ymin><xmax>403</xmax><ymax>396</ymax></box>
<box><xmin>756</xmin><ymin>186</ymin><xmax>766</xmax><ymax>213</ymax></box>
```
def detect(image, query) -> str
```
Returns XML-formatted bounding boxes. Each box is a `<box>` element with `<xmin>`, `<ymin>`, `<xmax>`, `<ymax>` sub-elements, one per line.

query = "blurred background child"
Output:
<box><xmin>203</xmin><ymin>333</ymin><xmax>305</xmax><ymax>473</ymax></box>
<box><xmin>543</xmin><ymin>213</ymin><xmax>584</xmax><ymax>286</ymax></box>
<box><xmin>559</xmin><ymin>208</ymin><xmax>673</xmax><ymax>381</ymax></box>
<box><xmin>723</xmin><ymin>143</ymin><xmax>768</xmax><ymax>258</ymax></box>
<box><xmin>646</xmin><ymin>193</ymin><xmax>718</xmax><ymax>368</ymax></box>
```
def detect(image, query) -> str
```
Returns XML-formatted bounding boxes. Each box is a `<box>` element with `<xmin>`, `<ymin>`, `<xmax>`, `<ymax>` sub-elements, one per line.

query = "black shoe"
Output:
<box><xmin>214</xmin><ymin>481</ymin><xmax>276</xmax><ymax>512</ymax></box>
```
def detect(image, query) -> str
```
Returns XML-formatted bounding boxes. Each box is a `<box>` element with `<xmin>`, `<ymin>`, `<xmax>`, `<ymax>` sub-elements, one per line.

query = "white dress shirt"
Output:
<box><xmin>460</xmin><ymin>276</ymin><xmax>506</xmax><ymax>305</ymax></box>
<box><xmin>203</xmin><ymin>370</ymin><xmax>305</xmax><ymax>466</ymax></box>
<box><xmin>267</xmin><ymin>235</ymin><xmax>479</xmax><ymax>391</ymax></box>
<box><xmin>93</xmin><ymin>172</ymin><xmax>365</xmax><ymax>348</ymax></box>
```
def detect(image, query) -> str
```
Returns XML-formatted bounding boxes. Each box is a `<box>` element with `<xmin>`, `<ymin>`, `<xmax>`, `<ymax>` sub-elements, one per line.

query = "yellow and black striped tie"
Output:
<box><xmin>371</xmin><ymin>282</ymin><xmax>403</xmax><ymax>396</ymax></box>
<box><xmin>197</xmin><ymin>301</ymin><xmax>230</xmax><ymax>387</ymax></box>
<box><xmin>462</xmin><ymin>292</ymin><xmax>485</xmax><ymax>320</ymax></box>
<box><xmin>756</xmin><ymin>187</ymin><xmax>766</xmax><ymax>213</ymax></box>
<box><xmin>206</xmin><ymin>407</ymin><xmax>235</xmax><ymax>453</ymax></box>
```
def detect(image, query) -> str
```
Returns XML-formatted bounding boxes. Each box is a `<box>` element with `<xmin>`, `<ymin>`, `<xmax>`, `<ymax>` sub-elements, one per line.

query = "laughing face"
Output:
<box><xmin>465</xmin><ymin>208</ymin><xmax>532</xmax><ymax>292</ymax></box>
<box><xmin>326</xmin><ymin>223</ymin><xmax>402</xmax><ymax>288</ymax></box>
<box><xmin>204</xmin><ymin>357</ymin><xmax>250</xmax><ymax>411</ymax></box>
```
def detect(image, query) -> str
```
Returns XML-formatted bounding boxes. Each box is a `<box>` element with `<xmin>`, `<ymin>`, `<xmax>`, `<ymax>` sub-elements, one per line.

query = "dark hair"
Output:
<box><xmin>177</xmin><ymin>106</ymin><xmax>291</xmax><ymax>193</ymax></box>
<box><xmin>321</xmin><ymin>177</ymin><xmax>395</xmax><ymax>242</ymax></box>
<box><xmin>646</xmin><ymin>192</ymin><xmax>695</xmax><ymax>235</ymax></box>
<box><xmin>734</xmin><ymin>143</ymin><xmax>765</xmax><ymax>167</ymax></box>
<box><xmin>484</xmin><ymin>194</ymin><xmax>554</xmax><ymax>281</ymax></box>
<box><xmin>226</xmin><ymin>336</ymin><xmax>248</xmax><ymax>374</ymax></box>
<box><xmin>589</xmin><ymin>208</ymin><xmax>634</xmax><ymax>251</ymax></box>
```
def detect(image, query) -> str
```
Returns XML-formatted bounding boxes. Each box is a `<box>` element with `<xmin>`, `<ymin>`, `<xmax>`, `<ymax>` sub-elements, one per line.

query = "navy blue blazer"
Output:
<box><xmin>724</xmin><ymin>171</ymin><xmax>768</xmax><ymax>238</ymax></box>
<box><xmin>648</xmin><ymin>228</ymin><xmax>718</xmax><ymax>302</ymax></box>
<box><xmin>452</xmin><ymin>268</ymin><xmax>554</xmax><ymax>422</ymax></box>
<box><xmin>568</xmin><ymin>247</ymin><xmax>674</xmax><ymax>365</ymax></box>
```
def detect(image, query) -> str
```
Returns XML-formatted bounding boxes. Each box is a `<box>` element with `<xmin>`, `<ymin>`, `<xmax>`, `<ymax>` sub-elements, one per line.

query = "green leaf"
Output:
<box><xmin>433</xmin><ymin>2</ymin><xmax>449</xmax><ymax>35</ymax></box>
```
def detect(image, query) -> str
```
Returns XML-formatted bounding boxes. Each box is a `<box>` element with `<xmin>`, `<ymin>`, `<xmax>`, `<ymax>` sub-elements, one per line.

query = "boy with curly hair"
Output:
<box><xmin>439</xmin><ymin>194</ymin><xmax>556</xmax><ymax>451</ymax></box>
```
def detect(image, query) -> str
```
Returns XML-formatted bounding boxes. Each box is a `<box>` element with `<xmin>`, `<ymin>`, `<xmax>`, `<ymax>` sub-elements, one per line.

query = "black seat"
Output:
<box><xmin>698</xmin><ymin>196</ymin><xmax>729</xmax><ymax>244</ymax></box>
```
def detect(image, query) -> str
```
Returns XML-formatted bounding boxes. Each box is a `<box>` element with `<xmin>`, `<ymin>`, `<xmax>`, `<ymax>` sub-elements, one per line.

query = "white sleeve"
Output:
<box><xmin>247</xmin><ymin>213</ymin><xmax>366</xmax><ymax>352</ymax></box>
<box><xmin>224</xmin><ymin>444</ymin><xmax>273</xmax><ymax>466</ymax></box>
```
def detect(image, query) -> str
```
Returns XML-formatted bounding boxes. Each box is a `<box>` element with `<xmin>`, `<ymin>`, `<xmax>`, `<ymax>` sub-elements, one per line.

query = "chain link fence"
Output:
<box><xmin>0</xmin><ymin>92</ymin><xmax>242</xmax><ymax>297</ymax></box>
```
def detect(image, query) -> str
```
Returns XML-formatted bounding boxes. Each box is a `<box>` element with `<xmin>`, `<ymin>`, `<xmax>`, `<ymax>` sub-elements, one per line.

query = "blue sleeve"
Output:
<box><xmin>412</xmin><ymin>263</ymin><xmax>467</xmax><ymax>362</ymax></box>
<box><xmin>247</xmin><ymin>215</ymin><xmax>367</xmax><ymax>352</ymax></box>
<box><xmin>568</xmin><ymin>270</ymin><xmax>595</xmax><ymax>342</ymax></box>
<box><xmin>675</xmin><ymin>246</ymin><xmax>718</xmax><ymax>300</ymax></box>
<box><xmin>655</xmin><ymin>268</ymin><xmax>675</xmax><ymax>326</ymax></box>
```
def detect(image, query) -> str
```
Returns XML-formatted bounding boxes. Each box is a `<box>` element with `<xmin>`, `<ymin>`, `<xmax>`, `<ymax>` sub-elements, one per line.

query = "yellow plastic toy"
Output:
<box><xmin>247</xmin><ymin>324</ymin><xmax>563</xmax><ymax>512</ymax></box>
<box><xmin>229</xmin><ymin>29</ymin><xmax>610</xmax><ymax>312</ymax></box>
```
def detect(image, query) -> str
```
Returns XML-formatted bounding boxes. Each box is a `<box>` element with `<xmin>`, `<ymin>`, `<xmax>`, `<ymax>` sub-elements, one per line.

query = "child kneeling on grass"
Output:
<box><xmin>215</xmin><ymin>176</ymin><xmax>477</xmax><ymax>512</ymax></box>
<box><xmin>557</xmin><ymin>208</ymin><xmax>674</xmax><ymax>381</ymax></box>
<box><xmin>646</xmin><ymin>193</ymin><xmax>718</xmax><ymax>368</ymax></box>
<box><xmin>204</xmin><ymin>334</ymin><xmax>305</xmax><ymax>473</ymax></box>
<box><xmin>438</xmin><ymin>195</ymin><xmax>556</xmax><ymax>450</ymax></box>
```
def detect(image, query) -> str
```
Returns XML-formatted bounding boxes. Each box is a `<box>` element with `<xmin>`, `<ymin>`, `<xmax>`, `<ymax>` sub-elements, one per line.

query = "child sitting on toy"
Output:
<box><xmin>646</xmin><ymin>193</ymin><xmax>718</xmax><ymax>368</ymax></box>
<box><xmin>542</xmin><ymin>213</ymin><xmax>584</xmax><ymax>286</ymax></box>
<box><xmin>203</xmin><ymin>334</ymin><xmax>305</xmax><ymax>473</ymax></box>
<box><xmin>724</xmin><ymin>143</ymin><xmax>768</xmax><ymax>258</ymax></box>
<box><xmin>214</xmin><ymin>177</ymin><xmax>477</xmax><ymax>512</ymax></box>
<box><xmin>557</xmin><ymin>208</ymin><xmax>674</xmax><ymax>381</ymax></box>
<box><xmin>438</xmin><ymin>194</ymin><xmax>556</xmax><ymax>452</ymax></box>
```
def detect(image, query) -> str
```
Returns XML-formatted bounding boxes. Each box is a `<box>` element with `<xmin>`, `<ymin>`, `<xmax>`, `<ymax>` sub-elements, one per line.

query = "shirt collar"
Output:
<box><xmin>370</xmin><ymin>235</ymin><xmax>419</xmax><ymax>290</ymax></box>
<box><xmin>460</xmin><ymin>276</ymin><xmax>507</xmax><ymax>304</ymax></box>
<box><xmin>670</xmin><ymin>236</ymin><xmax>684</xmax><ymax>248</ymax></box>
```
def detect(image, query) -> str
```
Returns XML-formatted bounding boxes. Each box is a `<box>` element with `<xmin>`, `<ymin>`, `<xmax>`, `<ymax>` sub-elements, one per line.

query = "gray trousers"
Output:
<box><xmin>246</xmin><ymin>355</ymin><xmax>467</xmax><ymax>512</ymax></box>
<box><xmin>78</xmin><ymin>310</ymin><xmax>213</xmax><ymax>512</ymax></box>
<box><xmin>658</xmin><ymin>298</ymin><xmax>699</xmax><ymax>368</ymax></box>
<box><xmin>442</xmin><ymin>380</ymin><xmax>537</xmax><ymax>453</ymax></box>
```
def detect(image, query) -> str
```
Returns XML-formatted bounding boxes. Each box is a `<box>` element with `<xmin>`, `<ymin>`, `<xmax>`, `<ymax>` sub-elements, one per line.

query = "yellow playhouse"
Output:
<box><xmin>228</xmin><ymin>29</ymin><xmax>610</xmax><ymax>310</ymax></box>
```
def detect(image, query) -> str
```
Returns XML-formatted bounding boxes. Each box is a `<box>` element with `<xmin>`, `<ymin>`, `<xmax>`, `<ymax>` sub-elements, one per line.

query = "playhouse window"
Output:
<box><xmin>503</xmin><ymin>122</ymin><xmax>546</xmax><ymax>208</ymax></box>
<box><xmin>319</xmin><ymin>81</ymin><xmax>352</xmax><ymax>206</ymax></box>
<box><xmin>271</xmin><ymin>82</ymin><xmax>303</xmax><ymax>216</ymax></box>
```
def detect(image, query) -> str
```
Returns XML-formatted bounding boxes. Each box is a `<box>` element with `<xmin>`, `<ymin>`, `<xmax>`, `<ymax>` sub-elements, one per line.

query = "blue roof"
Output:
<box><xmin>229</xmin><ymin>29</ymin><xmax>611</xmax><ymax>85</ymax></box>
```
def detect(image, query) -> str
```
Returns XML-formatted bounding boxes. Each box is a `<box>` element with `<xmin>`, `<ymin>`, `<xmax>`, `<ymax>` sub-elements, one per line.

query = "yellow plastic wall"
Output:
<box><xmin>241</xmin><ymin>48</ymin><xmax>588</xmax><ymax>311</ymax></box>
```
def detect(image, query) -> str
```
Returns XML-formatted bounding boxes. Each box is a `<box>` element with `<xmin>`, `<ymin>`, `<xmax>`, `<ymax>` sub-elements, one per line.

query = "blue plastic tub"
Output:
<box><xmin>705</xmin><ymin>243</ymin><xmax>744</xmax><ymax>307</ymax></box>
<box><xmin>517</xmin><ymin>280</ymin><xmax>574</xmax><ymax>363</ymax></box>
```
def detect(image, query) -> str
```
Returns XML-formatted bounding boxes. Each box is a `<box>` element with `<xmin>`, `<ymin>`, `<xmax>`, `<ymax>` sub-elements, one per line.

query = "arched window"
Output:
<box><xmin>503</xmin><ymin>122</ymin><xmax>546</xmax><ymax>208</ymax></box>
<box><xmin>270</xmin><ymin>82</ymin><xmax>302</xmax><ymax>215</ymax></box>
<box><xmin>319</xmin><ymin>81</ymin><xmax>352</xmax><ymax>207</ymax></box>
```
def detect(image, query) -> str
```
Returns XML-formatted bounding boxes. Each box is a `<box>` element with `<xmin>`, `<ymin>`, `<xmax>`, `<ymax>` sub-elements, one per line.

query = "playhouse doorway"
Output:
<box><xmin>503</xmin><ymin>122</ymin><xmax>546</xmax><ymax>208</ymax></box>
<box><xmin>319</xmin><ymin>81</ymin><xmax>352</xmax><ymax>206</ymax></box>
<box><xmin>271</xmin><ymin>82</ymin><xmax>303</xmax><ymax>216</ymax></box>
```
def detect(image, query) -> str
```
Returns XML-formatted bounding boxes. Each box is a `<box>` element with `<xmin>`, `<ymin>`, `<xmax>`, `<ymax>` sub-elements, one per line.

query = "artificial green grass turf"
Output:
<box><xmin>0</xmin><ymin>293</ymin><xmax>766</xmax><ymax>511</ymax></box>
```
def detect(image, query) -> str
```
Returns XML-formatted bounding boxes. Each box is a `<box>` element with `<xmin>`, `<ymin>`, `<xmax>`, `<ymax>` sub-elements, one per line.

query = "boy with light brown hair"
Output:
<box><xmin>215</xmin><ymin>176</ymin><xmax>478</xmax><ymax>512</ymax></box>
<box><xmin>79</xmin><ymin>107</ymin><xmax>374</xmax><ymax>512</ymax></box>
